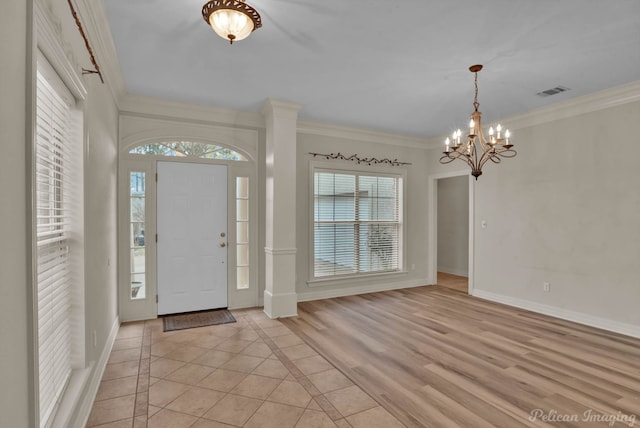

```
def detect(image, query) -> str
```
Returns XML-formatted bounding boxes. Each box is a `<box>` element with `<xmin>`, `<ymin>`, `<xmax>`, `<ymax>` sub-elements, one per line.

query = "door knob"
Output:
<box><xmin>220</xmin><ymin>242</ymin><xmax>226</xmax><ymax>248</ymax></box>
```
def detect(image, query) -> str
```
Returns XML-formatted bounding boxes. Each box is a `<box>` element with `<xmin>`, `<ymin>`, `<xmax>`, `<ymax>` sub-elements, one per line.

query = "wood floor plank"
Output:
<box><xmin>283</xmin><ymin>286</ymin><xmax>640</xmax><ymax>428</ymax></box>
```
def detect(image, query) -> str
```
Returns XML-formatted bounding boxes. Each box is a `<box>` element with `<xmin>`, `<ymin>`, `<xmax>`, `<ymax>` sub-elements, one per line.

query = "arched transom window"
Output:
<box><xmin>129</xmin><ymin>141</ymin><xmax>247</xmax><ymax>161</ymax></box>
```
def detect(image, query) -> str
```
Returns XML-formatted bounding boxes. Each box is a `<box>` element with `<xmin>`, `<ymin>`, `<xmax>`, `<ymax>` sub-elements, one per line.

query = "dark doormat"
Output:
<box><xmin>162</xmin><ymin>308</ymin><xmax>236</xmax><ymax>332</ymax></box>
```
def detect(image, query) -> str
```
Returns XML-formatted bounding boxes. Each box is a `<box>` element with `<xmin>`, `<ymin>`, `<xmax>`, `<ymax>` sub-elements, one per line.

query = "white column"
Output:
<box><xmin>261</xmin><ymin>99</ymin><xmax>302</xmax><ymax>318</ymax></box>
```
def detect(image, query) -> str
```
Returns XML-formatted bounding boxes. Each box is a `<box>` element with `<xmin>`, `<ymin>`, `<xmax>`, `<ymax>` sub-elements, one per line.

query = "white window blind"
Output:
<box><xmin>313</xmin><ymin>170</ymin><xmax>402</xmax><ymax>278</ymax></box>
<box><xmin>36</xmin><ymin>60</ymin><xmax>75</xmax><ymax>428</ymax></box>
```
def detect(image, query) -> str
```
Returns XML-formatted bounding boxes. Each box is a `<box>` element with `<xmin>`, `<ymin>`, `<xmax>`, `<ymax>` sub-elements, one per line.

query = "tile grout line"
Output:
<box><xmin>132</xmin><ymin>322</ymin><xmax>152</xmax><ymax>428</ymax></box>
<box><xmin>246</xmin><ymin>316</ymin><xmax>346</xmax><ymax>422</ymax></box>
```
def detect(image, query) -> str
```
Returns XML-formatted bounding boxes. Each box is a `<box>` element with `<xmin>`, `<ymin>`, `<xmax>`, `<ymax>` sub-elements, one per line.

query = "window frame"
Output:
<box><xmin>33</xmin><ymin>49</ymin><xmax>86</xmax><ymax>428</ymax></box>
<box><xmin>308</xmin><ymin>161</ymin><xmax>406</xmax><ymax>284</ymax></box>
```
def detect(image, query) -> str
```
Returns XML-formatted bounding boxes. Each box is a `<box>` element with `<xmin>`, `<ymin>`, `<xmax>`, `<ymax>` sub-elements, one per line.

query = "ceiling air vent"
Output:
<box><xmin>536</xmin><ymin>86</ymin><xmax>570</xmax><ymax>97</ymax></box>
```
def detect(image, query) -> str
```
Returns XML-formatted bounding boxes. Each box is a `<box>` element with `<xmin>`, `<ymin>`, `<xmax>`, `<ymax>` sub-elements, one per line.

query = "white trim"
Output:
<box><xmin>35</xmin><ymin>3</ymin><xmax>87</xmax><ymax>101</ymax></box>
<box><xmin>425</xmin><ymin>80</ymin><xmax>640</xmax><ymax>150</ymax></box>
<box><xmin>75</xmin><ymin>316</ymin><xmax>120</xmax><ymax>428</ymax></box>
<box><xmin>119</xmin><ymin>116</ymin><xmax>259</xmax><ymax>161</ymax></box>
<box><xmin>307</xmin><ymin>270</ymin><xmax>408</xmax><ymax>288</ymax></box>
<box><xmin>298</xmin><ymin>279</ymin><xmax>431</xmax><ymax>302</ymax></box>
<box><xmin>73</xmin><ymin>0</ymin><xmax>126</xmax><ymax>106</ymax></box>
<box><xmin>261</xmin><ymin>99</ymin><xmax>303</xmax><ymax>119</ymax></box>
<box><xmin>298</xmin><ymin>119</ymin><xmax>430</xmax><ymax>149</ymax></box>
<box><xmin>264</xmin><ymin>247</ymin><xmax>297</xmax><ymax>256</ymax></box>
<box><xmin>120</xmin><ymin>94</ymin><xmax>264</xmax><ymax>129</ymax></box>
<box><xmin>427</xmin><ymin>171</ymin><xmax>475</xmax><ymax>294</ymax></box>
<box><xmin>309</xmin><ymin>161</ymin><xmax>407</xmax><ymax>282</ymax></box>
<box><xmin>437</xmin><ymin>266</ymin><xmax>468</xmax><ymax>277</ymax></box>
<box><xmin>49</xmin><ymin>366</ymin><xmax>91</xmax><ymax>428</ymax></box>
<box><xmin>504</xmin><ymin>80</ymin><xmax>640</xmax><ymax>132</ymax></box>
<box><xmin>472</xmin><ymin>290</ymin><xmax>640</xmax><ymax>339</ymax></box>
<box><xmin>263</xmin><ymin>290</ymin><xmax>298</xmax><ymax>319</ymax></box>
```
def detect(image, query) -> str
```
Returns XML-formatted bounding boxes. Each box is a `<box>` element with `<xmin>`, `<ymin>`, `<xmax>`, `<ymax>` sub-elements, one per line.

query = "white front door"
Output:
<box><xmin>157</xmin><ymin>161</ymin><xmax>228</xmax><ymax>315</ymax></box>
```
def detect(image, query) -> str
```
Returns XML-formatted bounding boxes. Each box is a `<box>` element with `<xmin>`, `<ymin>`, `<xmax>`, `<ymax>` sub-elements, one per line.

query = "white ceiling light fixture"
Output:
<box><xmin>440</xmin><ymin>65</ymin><xmax>517</xmax><ymax>179</ymax></box>
<box><xmin>202</xmin><ymin>0</ymin><xmax>262</xmax><ymax>44</ymax></box>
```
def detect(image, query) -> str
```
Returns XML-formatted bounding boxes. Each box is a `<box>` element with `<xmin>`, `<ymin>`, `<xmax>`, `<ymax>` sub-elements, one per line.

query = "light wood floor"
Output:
<box><xmin>282</xmin><ymin>286</ymin><xmax>640</xmax><ymax>427</ymax></box>
<box><xmin>437</xmin><ymin>271</ymin><xmax>468</xmax><ymax>293</ymax></box>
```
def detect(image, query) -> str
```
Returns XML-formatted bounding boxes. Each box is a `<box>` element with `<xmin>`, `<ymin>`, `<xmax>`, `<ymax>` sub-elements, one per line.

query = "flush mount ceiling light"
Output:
<box><xmin>202</xmin><ymin>0</ymin><xmax>262</xmax><ymax>44</ymax></box>
<box><xmin>440</xmin><ymin>65</ymin><xmax>517</xmax><ymax>179</ymax></box>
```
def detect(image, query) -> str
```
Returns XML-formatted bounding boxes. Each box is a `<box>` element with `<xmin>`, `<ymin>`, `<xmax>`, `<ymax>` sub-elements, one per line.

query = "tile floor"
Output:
<box><xmin>86</xmin><ymin>308</ymin><xmax>406</xmax><ymax>428</ymax></box>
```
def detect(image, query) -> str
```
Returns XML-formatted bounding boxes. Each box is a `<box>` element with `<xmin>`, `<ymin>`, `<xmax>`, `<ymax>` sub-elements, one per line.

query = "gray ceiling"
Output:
<box><xmin>103</xmin><ymin>0</ymin><xmax>640</xmax><ymax>138</ymax></box>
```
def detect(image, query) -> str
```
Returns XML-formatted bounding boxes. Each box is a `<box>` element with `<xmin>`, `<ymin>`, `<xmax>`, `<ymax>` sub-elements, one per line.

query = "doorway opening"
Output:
<box><xmin>429</xmin><ymin>172</ymin><xmax>474</xmax><ymax>294</ymax></box>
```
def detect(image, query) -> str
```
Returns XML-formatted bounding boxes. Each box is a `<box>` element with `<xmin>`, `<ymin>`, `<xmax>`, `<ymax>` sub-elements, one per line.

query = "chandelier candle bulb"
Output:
<box><xmin>438</xmin><ymin>64</ymin><xmax>518</xmax><ymax>179</ymax></box>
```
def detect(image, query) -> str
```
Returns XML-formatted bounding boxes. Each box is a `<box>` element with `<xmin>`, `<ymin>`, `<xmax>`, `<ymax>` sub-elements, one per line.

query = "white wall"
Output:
<box><xmin>82</xmin><ymin>59</ymin><xmax>119</xmax><ymax>374</ymax></box>
<box><xmin>437</xmin><ymin>175</ymin><xmax>469</xmax><ymax>276</ymax></box>
<box><xmin>427</xmin><ymin>92</ymin><xmax>640</xmax><ymax>336</ymax></box>
<box><xmin>295</xmin><ymin>131</ymin><xmax>430</xmax><ymax>300</ymax></box>
<box><xmin>0</xmin><ymin>0</ymin><xmax>120</xmax><ymax>425</ymax></box>
<box><xmin>0</xmin><ymin>1</ymin><xmax>31</xmax><ymax>426</ymax></box>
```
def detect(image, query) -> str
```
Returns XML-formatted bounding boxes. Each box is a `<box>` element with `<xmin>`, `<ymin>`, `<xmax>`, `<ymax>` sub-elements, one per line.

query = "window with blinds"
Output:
<box><xmin>35</xmin><ymin>59</ymin><xmax>77</xmax><ymax>428</ymax></box>
<box><xmin>313</xmin><ymin>170</ymin><xmax>403</xmax><ymax>278</ymax></box>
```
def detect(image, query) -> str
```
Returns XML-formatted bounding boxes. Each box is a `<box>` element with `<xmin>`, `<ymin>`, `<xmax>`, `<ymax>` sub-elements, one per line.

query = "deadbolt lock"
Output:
<box><xmin>220</xmin><ymin>232</ymin><xmax>226</xmax><ymax>237</ymax></box>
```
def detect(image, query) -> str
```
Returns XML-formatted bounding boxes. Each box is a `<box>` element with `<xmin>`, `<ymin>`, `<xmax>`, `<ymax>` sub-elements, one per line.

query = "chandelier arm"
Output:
<box><xmin>440</xmin><ymin>149</ymin><xmax>474</xmax><ymax>170</ymax></box>
<box><xmin>497</xmin><ymin>148</ymin><xmax>517</xmax><ymax>158</ymax></box>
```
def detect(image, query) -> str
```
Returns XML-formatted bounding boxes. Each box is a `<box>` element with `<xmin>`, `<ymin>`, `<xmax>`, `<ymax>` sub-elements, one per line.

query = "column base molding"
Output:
<box><xmin>263</xmin><ymin>289</ymin><xmax>298</xmax><ymax>319</ymax></box>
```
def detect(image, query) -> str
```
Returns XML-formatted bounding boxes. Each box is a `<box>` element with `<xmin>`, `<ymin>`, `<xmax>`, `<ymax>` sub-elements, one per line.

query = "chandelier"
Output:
<box><xmin>440</xmin><ymin>65</ymin><xmax>516</xmax><ymax>179</ymax></box>
<box><xmin>202</xmin><ymin>0</ymin><xmax>262</xmax><ymax>44</ymax></box>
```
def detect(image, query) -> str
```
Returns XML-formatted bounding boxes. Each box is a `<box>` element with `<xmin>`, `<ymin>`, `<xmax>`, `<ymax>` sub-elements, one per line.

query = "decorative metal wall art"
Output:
<box><xmin>309</xmin><ymin>152</ymin><xmax>411</xmax><ymax>167</ymax></box>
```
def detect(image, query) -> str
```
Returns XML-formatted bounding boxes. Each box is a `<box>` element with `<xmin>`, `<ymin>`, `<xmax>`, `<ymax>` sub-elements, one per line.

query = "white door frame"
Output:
<box><xmin>156</xmin><ymin>161</ymin><xmax>228</xmax><ymax>315</ymax></box>
<box><xmin>427</xmin><ymin>171</ymin><xmax>475</xmax><ymax>294</ymax></box>
<box><xmin>118</xmin><ymin>155</ymin><xmax>259</xmax><ymax>322</ymax></box>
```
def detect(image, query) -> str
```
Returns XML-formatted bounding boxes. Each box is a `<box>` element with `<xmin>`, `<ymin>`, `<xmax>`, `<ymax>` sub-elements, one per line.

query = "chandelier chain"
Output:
<box><xmin>473</xmin><ymin>71</ymin><xmax>480</xmax><ymax>112</ymax></box>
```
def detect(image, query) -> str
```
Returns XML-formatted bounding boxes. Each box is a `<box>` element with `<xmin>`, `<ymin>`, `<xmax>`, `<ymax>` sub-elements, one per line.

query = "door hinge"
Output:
<box><xmin>155</xmin><ymin>172</ymin><xmax>158</xmax><ymax>182</ymax></box>
<box><xmin>155</xmin><ymin>234</ymin><xmax>158</xmax><ymax>243</ymax></box>
<box><xmin>156</xmin><ymin>295</ymin><xmax>158</xmax><ymax>303</ymax></box>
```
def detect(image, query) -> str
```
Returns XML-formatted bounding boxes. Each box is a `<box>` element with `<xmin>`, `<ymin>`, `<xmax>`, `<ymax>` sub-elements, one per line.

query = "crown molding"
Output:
<box><xmin>35</xmin><ymin>1</ymin><xmax>88</xmax><ymax>101</ymax></box>
<box><xmin>261</xmin><ymin>99</ymin><xmax>303</xmax><ymax>119</ymax></box>
<box><xmin>74</xmin><ymin>0</ymin><xmax>126</xmax><ymax>107</ymax></box>
<box><xmin>426</xmin><ymin>80</ymin><xmax>640</xmax><ymax>150</ymax></box>
<box><xmin>505</xmin><ymin>80</ymin><xmax>640</xmax><ymax>131</ymax></box>
<box><xmin>120</xmin><ymin>94</ymin><xmax>265</xmax><ymax>130</ymax></box>
<box><xmin>297</xmin><ymin>119</ymin><xmax>431</xmax><ymax>149</ymax></box>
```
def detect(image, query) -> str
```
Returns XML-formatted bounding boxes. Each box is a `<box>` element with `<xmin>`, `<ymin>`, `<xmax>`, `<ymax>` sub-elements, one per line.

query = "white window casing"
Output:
<box><xmin>312</xmin><ymin>166</ymin><xmax>404</xmax><ymax>280</ymax></box>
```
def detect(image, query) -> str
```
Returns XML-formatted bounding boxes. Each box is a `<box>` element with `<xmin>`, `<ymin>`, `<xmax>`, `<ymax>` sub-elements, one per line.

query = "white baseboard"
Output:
<box><xmin>75</xmin><ymin>315</ymin><xmax>120</xmax><ymax>428</ymax></box>
<box><xmin>297</xmin><ymin>279</ymin><xmax>431</xmax><ymax>302</ymax></box>
<box><xmin>437</xmin><ymin>266</ymin><xmax>469</xmax><ymax>277</ymax></box>
<box><xmin>472</xmin><ymin>289</ymin><xmax>640</xmax><ymax>339</ymax></box>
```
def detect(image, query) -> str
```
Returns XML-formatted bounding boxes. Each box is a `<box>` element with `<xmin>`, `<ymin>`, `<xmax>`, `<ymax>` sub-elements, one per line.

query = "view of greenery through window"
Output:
<box><xmin>127</xmin><ymin>142</ymin><xmax>249</xmax><ymax>299</ymax></box>
<box><xmin>130</xmin><ymin>172</ymin><xmax>146</xmax><ymax>299</ymax></box>
<box><xmin>314</xmin><ymin>171</ymin><xmax>401</xmax><ymax>278</ymax></box>
<box><xmin>130</xmin><ymin>141</ymin><xmax>246</xmax><ymax>160</ymax></box>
